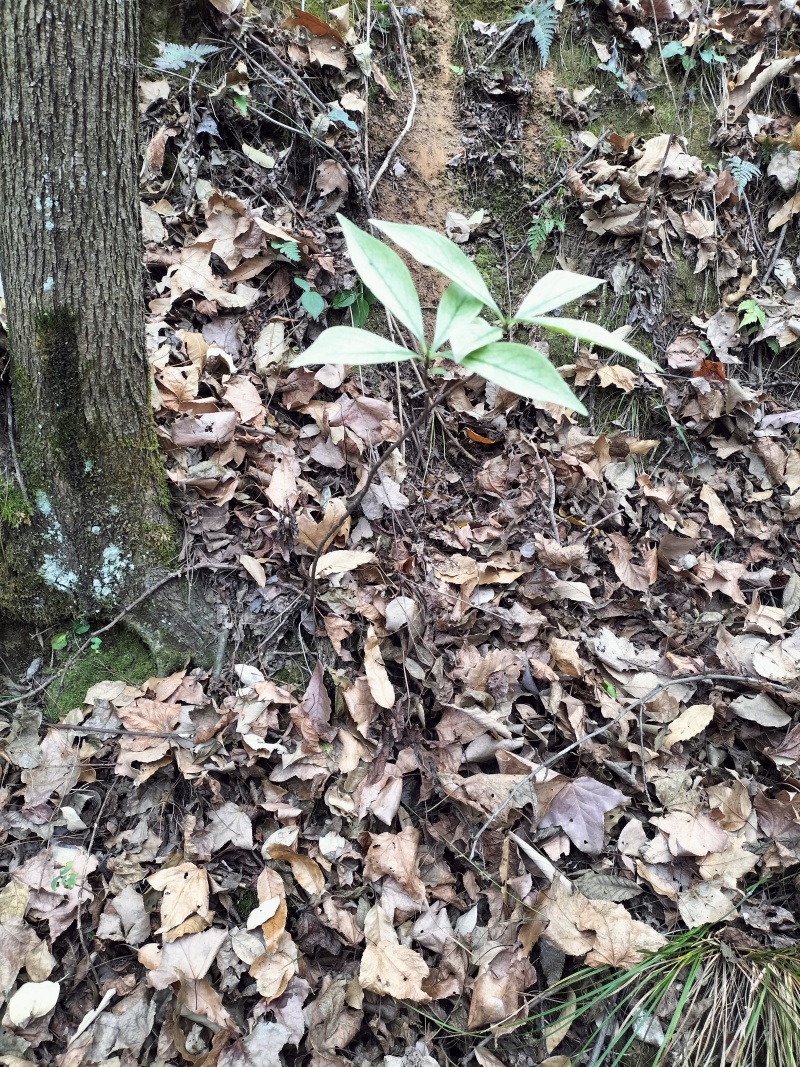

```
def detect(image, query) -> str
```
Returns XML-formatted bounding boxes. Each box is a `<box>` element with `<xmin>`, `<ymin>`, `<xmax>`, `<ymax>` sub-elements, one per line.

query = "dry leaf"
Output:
<box><xmin>359</xmin><ymin>905</ymin><xmax>430</xmax><ymax>1001</ymax></box>
<box><xmin>699</xmin><ymin>484</ymin><xmax>735</xmax><ymax>534</ymax></box>
<box><xmin>540</xmin><ymin>777</ymin><xmax>627</xmax><ymax>854</ymax></box>
<box><xmin>6</xmin><ymin>980</ymin><xmax>60</xmax><ymax>1027</ymax></box>
<box><xmin>315</xmin><ymin>550</ymin><xmax>375</xmax><ymax>577</ymax></box>
<box><xmin>364</xmin><ymin>625</ymin><xmax>395</xmax><ymax>709</ymax></box>
<box><xmin>663</xmin><ymin>704</ymin><xmax>715</xmax><ymax>747</ymax></box>
<box><xmin>147</xmin><ymin>863</ymin><xmax>210</xmax><ymax>941</ymax></box>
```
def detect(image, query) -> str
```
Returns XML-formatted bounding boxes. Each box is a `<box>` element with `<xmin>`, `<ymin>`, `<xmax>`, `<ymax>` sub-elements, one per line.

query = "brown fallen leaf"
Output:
<box><xmin>540</xmin><ymin>777</ymin><xmax>627</xmax><ymax>855</ymax></box>
<box><xmin>663</xmin><ymin>704</ymin><xmax>715</xmax><ymax>747</ymax></box>
<box><xmin>359</xmin><ymin>905</ymin><xmax>430</xmax><ymax>1002</ymax></box>
<box><xmin>147</xmin><ymin>862</ymin><xmax>211</xmax><ymax>942</ymax></box>
<box><xmin>364</xmin><ymin>625</ymin><xmax>395</xmax><ymax>709</ymax></box>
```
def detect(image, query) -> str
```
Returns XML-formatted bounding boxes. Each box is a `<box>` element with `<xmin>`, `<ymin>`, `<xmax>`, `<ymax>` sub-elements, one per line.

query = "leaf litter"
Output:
<box><xmin>3</xmin><ymin>0</ymin><xmax>800</xmax><ymax>1062</ymax></box>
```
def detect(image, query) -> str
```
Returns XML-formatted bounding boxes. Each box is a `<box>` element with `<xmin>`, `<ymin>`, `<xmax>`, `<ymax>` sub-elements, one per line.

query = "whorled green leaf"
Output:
<box><xmin>337</xmin><ymin>215</ymin><xmax>425</xmax><ymax>343</ymax></box>
<box><xmin>514</xmin><ymin>270</ymin><xmax>603</xmax><ymax>321</ymax></box>
<box><xmin>432</xmin><ymin>283</ymin><xmax>483</xmax><ymax>352</ymax></box>
<box><xmin>290</xmin><ymin>326</ymin><xmax>416</xmax><ymax>367</ymax></box>
<box><xmin>370</xmin><ymin>218</ymin><xmax>501</xmax><ymax>316</ymax></box>
<box><xmin>449</xmin><ymin>317</ymin><xmax>503</xmax><ymax>361</ymax></box>
<box><xmin>526</xmin><ymin>316</ymin><xmax>657</xmax><ymax>370</ymax></box>
<box><xmin>461</xmin><ymin>342</ymin><xmax>587</xmax><ymax>413</ymax></box>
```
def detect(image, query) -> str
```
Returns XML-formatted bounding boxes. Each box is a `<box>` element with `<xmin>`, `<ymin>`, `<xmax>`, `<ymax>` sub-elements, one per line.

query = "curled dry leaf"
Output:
<box><xmin>663</xmin><ymin>704</ymin><xmax>715</xmax><ymax>747</ymax></box>
<box><xmin>359</xmin><ymin>905</ymin><xmax>430</xmax><ymax>1002</ymax></box>
<box><xmin>6</xmin><ymin>980</ymin><xmax>60</xmax><ymax>1027</ymax></box>
<box><xmin>364</xmin><ymin>625</ymin><xmax>395</xmax><ymax>709</ymax></box>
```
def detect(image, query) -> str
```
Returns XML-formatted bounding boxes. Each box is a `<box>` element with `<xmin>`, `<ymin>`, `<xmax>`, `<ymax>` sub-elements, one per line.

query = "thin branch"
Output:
<box><xmin>762</xmin><ymin>222</ymin><xmax>788</xmax><ymax>284</ymax></box>
<box><xmin>468</xmin><ymin>671</ymin><xmax>798</xmax><ymax>858</ymax></box>
<box><xmin>308</xmin><ymin>380</ymin><xmax>459</xmax><ymax>606</ymax></box>
<box><xmin>5</xmin><ymin>394</ymin><xmax>29</xmax><ymax>507</ymax></box>
<box><xmin>368</xmin><ymin>3</ymin><xmax>418</xmax><ymax>196</ymax></box>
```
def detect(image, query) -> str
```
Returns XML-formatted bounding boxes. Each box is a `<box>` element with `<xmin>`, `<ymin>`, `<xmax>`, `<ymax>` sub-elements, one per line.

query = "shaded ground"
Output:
<box><xmin>2</xmin><ymin>0</ymin><xmax>800</xmax><ymax>1064</ymax></box>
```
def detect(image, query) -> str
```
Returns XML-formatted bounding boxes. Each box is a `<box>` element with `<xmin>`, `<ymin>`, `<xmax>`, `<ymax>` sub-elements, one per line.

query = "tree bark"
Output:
<box><xmin>0</xmin><ymin>0</ymin><xmax>215</xmax><ymax>667</ymax></box>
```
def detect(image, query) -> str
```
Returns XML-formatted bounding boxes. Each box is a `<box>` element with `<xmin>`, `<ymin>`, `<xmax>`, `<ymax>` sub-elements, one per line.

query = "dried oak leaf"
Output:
<box><xmin>147</xmin><ymin>862</ymin><xmax>211</xmax><ymax>942</ymax></box>
<box><xmin>364</xmin><ymin>827</ymin><xmax>426</xmax><ymax>902</ymax></box>
<box><xmin>359</xmin><ymin>904</ymin><xmax>430</xmax><ymax>1001</ymax></box>
<box><xmin>540</xmin><ymin>777</ymin><xmax>627</xmax><ymax>855</ymax></box>
<box><xmin>650</xmin><ymin>812</ymin><xmax>729</xmax><ymax>857</ymax></box>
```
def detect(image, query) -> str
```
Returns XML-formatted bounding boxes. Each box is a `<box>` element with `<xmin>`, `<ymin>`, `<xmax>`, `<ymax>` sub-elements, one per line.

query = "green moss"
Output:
<box><xmin>552</xmin><ymin>28</ymin><xmax>718</xmax><ymax>165</ymax></box>
<box><xmin>234</xmin><ymin>889</ymin><xmax>259</xmax><ymax>919</ymax></box>
<box><xmin>139</xmin><ymin>0</ymin><xmax>188</xmax><ymax>64</ymax></box>
<box><xmin>473</xmin><ymin>242</ymin><xmax>506</xmax><ymax>306</ymax></box>
<box><xmin>273</xmin><ymin>661</ymin><xmax>307</xmax><ymax>689</ymax></box>
<box><xmin>453</xmin><ymin>0</ymin><xmax>517</xmax><ymax>28</ymax></box>
<box><xmin>0</xmin><ymin>479</ymin><xmax>30</xmax><ymax>530</ymax></box>
<box><xmin>46</xmin><ymin>628</ymin><xmax>156</xmax><ymax>719</ymax></box>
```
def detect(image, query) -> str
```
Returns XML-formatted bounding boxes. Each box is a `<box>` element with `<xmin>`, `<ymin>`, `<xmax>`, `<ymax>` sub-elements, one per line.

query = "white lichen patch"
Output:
<box><xmin>92</xmin><ymin>543</ymin><xmax>132</xmax><ymax>599</ymax></box>
<box><xmin>40</xmin><ymin>554</ymin><xmax>78</xmax><ymax>592</ymax></box>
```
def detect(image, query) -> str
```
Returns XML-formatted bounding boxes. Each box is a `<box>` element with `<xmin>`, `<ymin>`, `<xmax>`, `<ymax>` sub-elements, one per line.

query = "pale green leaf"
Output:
<box><xmin>242</xmin><ymin>143</ymin><xmax>276</xmax><ymax>169</ymax></box>
<box><xmin>461</xmin><ymin>342</ymin><xmax>587</xmax><ymax>413</ymax></box>
<box><xmin>289</xmin><ymin>326</ymin><xmax>416</xmax><ymax>367</ymax></box>
<box><xmin>514</xmin><ymin>270</ymin><xmax>603</xmax><ymax>321</ymax></box>
<box><xmin>337</xmin><ymin>215</ymin><xmax>425</xmax><ymax>342</ymax></box>
<box><xmin>370</xmin><ymin>218</ymin><xmax>501</xmax><ymax>315</ymax></box>
<box><xmin>433</xmin><ymin>283</ymin><xmax>483</xmax><ymax>352</ymax></box>
<box><xmin>449</xmin><ymin>318</ymin><xmax>503</xmax><ymax>360</ymax></box>
<box><xmin>526</xmin><ymin>316</ymin><xmax>657</xmax><ymax>370</ymax></box>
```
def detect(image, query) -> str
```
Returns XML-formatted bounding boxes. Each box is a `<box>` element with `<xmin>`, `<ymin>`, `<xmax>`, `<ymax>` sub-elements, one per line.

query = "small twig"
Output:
<box><xmin>529</xmin><ymin>130</ymin><xmax>610</xmax><ymax>211</ymax></box>
<box><xmin>5</xmin><ymin>395</ymin><xmax>30</xmax><ymax>507</ymax></box>
<box><xmin>742</xmin><ymin>193</ymin><xmax>765</xmax><ymax>257</ymax></box>
<box><xmin>762</xmin><ymin>222</ymin><xmax>788</xmax><ymax>284</ymax></box>
<box><xmin>588</xmin><ymin>1012</ymin><xmax>616</xmax><ymax>1067</ymax></box>
<box><xmin>308</xmin><ymin>380</ymin><xmax>459</xmax><ymax>606</ymax></box>
<box><xmin>409</xmin><ymin>360</ymin><xmax>477</xmax><ymax>463</ymax></box>
<box><xmin>368</xmin><ymin>3</ymin><xmax>417</xmax><ymax>196</ymax></box>
<box><xmin>49</xmin><ymin>722</ymin><xmax>187</xmax><ymax>739</ymax></box>
<box><xmin>537</xmin><ymin>448</ymin><xmax>560</xmax><ymax>543</ymax></box>
<box><xmin>0</xmin><ymin>569</ymin><xmax>182</xmax><ymax>713</ymax></box>
<box><xmin>468</xmin><ymin>671</ymin><xmax>798</xmax><ymax>858</ymax></box>
<box><xmin>76</xmin><ymin>778</ymin><xmax>119</xmax><ymax>997</ymax></box>
<box><xmin>246</xmin><ymin>34</ymin><xmax>329</xmax><ymax>113</ymax></box>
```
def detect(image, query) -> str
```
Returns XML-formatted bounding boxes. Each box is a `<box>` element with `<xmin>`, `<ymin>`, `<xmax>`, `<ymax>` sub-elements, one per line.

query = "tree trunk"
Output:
<box><xmin>0</xmin><ymin>0</ymin><xmax>215</xmax><ymax>667</ymax></box>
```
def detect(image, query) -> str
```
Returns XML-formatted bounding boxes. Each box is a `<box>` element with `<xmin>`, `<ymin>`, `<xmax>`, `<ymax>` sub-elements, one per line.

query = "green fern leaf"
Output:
<box><xmin>726</xmin><ymin>156</ymin><xmax>761</xmax><ymax>197</ymax></box>
<box><xmin>529</xmin><ymin>0</ymin><xmax>558</xmax><ymax>67</ymax></box>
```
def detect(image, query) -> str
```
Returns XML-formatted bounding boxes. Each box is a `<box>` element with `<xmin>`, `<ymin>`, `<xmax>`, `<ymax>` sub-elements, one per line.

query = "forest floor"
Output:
<box><xmin>2</xmin><ymin>0</ymin><xmax>800</xmax><ymax>1064</ymax></box>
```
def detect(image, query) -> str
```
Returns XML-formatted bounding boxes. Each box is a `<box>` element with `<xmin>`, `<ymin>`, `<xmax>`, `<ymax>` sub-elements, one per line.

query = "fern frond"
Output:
<box><xmin>529</xmin><ymin>0</ymin><xmax>558</xmax><ymax>67</ymax></box>
<box><xmin>508</xmin><ymin>0</ymin><xmax>558</xmax><ymax>66</ymax></box>
<box><xmin>526</xmin><ymin>208</ymin><xmax>564</xmax><ymax>254</ymax></box>
<box><xmin>726</xmin><ymin>156</ymin><xmax>761</xmax><ymax>197</ymax></box>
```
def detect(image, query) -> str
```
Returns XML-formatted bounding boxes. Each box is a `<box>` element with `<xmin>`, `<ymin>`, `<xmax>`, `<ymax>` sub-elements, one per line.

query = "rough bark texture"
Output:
<box><xmin>0</xmin><ymin>0</ymin><xmax>215</xmax><ymax>668</ymax></box>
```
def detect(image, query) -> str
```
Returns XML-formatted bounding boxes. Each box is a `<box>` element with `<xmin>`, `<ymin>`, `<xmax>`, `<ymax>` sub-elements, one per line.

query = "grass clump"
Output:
<box><xmin>529</xmin><ymin>925</ymin><xmax>800</xmax><ymax>1066</ymax></box>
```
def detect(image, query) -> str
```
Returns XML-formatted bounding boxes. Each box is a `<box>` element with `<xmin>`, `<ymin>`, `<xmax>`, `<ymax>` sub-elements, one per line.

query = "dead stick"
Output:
<box><xmin>369</xmin><ymin>3</ymin><xmax>418</xmax><ymax>196</ymax></box>
<box><xmin>468</xmin><ymin>671</ymin><xmax>797</xmax><ymax>858</ymax></box>
<box><xmin>308</xmin><ymin>380</ymin><xmax>459</xmax><ymax>607</ymax></box>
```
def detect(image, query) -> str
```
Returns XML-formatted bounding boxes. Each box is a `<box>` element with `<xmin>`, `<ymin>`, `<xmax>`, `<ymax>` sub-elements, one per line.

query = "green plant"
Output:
<box><xmin>508</xmin><ymin>0</ymin><xmax>558</xmax><ymax>66</ymax></box>
<box><xmin>738</xmin><ymin>297</ymin><xmax>766</xmax><ymax>336</ymax></box>
<box><xmin>661</xmin><ymin>37</ymin><xmax>727</xmax><ymax>71</ymax></box>
<box><xmin>153</xmin><ymin>42</ymin><xmax>218</xmax><ymax>72</ymax></box>
<box><xmin>290</xmin><ymin>215</ymin><xmax>655</xmax><ymax>412</ymax></box>
<box><xmin>272</xmin><ymin>239</ymin><xmax>302</xmax><ymax>264</ymax></box>
<box><xmin>526</xmin><ymin>203</ymin><xmax>565</xmax><ymax>255</ymax></box>
<box><xmin>332</xmin><ymin>280</ymin><xmax>376</xmax><ymax>328</ymax></box>
<box><xmin>294</xmin><ymin>277</ymin><xmax>326</xmax><ymax>320</ymax></box>
<box><xmin>51</xmin><ymin>861</ymin><xmax>78</xmax><ymax>890</ymax></box>
<box><xmin>725</xmin><ymin>156</ymin><xmax>761</xmax><ymax>197</ymax></box>
<box><xmin>51</xmin><ymin>619</ymin><xmax>102</xmax><ymax>655</ymax></box>
<box><xmin>525</xmin><ymin>923</ymin><xmax>800</xmax><ymax>1067</ymax></box>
